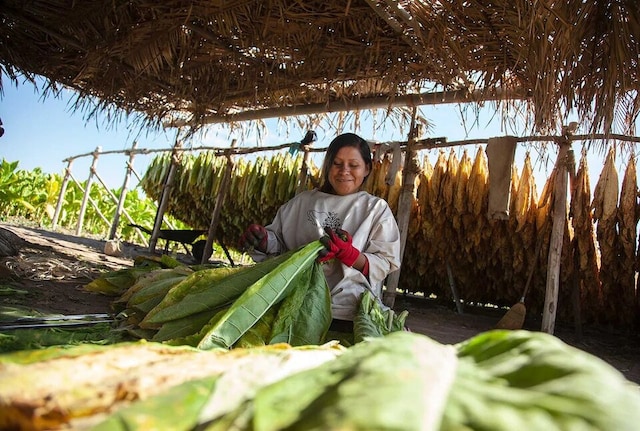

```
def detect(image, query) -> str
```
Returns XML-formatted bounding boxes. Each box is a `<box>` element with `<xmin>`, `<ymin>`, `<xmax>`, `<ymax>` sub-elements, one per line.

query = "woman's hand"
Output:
<box><xmin>239</xmin><ymin>224</ymin><xmax>268</xmax><ymax>252</ymax></box>
<box><xmin>318</xmin><ymin>227</ymin><xmax>360</xmax><ymax>266</ymax></box>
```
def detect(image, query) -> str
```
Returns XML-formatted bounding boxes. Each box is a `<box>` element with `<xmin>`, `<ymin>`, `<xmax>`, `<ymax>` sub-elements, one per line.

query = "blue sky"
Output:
<box><xmin>1</xmin><ymin>75</ymin><xmax>606</xmax><ymax>192</ymax></box>
<box><xmin>1</xmin><ymin>78</ymin><xmax>175</xmax><ymax>189</ymax></box>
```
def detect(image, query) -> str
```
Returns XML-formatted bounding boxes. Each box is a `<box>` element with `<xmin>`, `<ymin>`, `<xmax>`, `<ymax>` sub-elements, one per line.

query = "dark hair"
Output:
<box><xmin>319</xmin><ymin>133</ymin><xmax>373</xmax><ymax>193</ymax></box>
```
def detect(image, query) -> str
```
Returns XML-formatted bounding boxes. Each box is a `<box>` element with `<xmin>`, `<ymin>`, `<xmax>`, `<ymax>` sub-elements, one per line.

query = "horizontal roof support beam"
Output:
<box><xmin>164</xmin><ymin>87</ymin><xmax>528</xmax><ymax>128</ymax></box>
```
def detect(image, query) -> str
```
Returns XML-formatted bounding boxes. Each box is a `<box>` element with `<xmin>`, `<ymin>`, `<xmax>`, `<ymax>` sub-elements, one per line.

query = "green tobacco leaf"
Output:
<box><xmin>84</xmin><ymin>267</ymin><xmax>154</xmax><ymax>296</ymax></box>
<box><xmin>159</xmin><ymin>254</ymin><xmax>183</xmax><ymax>268</ymax></box>
<box><xmin>124</xmin><ymin>267</ymin><xmax>192</xmax><ymax>307</ymax></box>
<box><xmin>199</xmin><ymin>400</ymin><xmax>253</xmax><ymax>431</ymax></box>
<box><xmin>235</xmin><ymin>307</ymin><xmax>277</xmax><ymax>349</ymax></box>
<box><xmin>127</xmin><ymin>272</ymin><xmax>193</xmax><ymax>315</ymax></box>
<box><xmin>114</xmin><ymin>268</ymin><xmax>168</xmax><ymax>306</ymax></box>
<box><xmin>161</xmin><ymin>307</ymin><xmax>230</xmax><ymax>347</ymax></box>
<box><xmin>442</xmin><ymin>330</ymin><xmax>640</xmax><ymax>431</ymax></box>
<box><xmin>252</xmin><ymin>332</ymin><xmax>457</xmax><ymax>431</ymax></box>
<box><xmin>153</xmin><ymin>309</ymin><xmax>224</xmax><ymax>343</ymax></box>
<box><xmin>0</xmin><ymin>323</ymin><xmax>125</xmax><ymax>356</ymax></box>
<box><xmin>269</xmin><ymin>260</ymin><xmax>331</xmax><ymax>346</ymax></box>
<box><xmin>0</xmin><ymin>340</ymin><xmax>140</xmax><ymax>365</ymax></box>
<box><xmin>195</xmin><ymin>341</ymin><xmax>342</xmax><ymax>429</ymax></box>
<box><xmin>353</xmin><ymin>289</ymin><xmax>384</xmax><ymax>342</ymax></box>
<box><xmin>0</xmin><ymin>286</ymin><xmax>29</xmax><ymax>296</ymax></box>
<box><xmin>142</xmin><ymin>266</ymin><xmax>246</xmax><ymax>325</ymax></box>
<box><xmin>353</xmin><ymin>290</ymin><xmax>409</xmax><ymax>343</ymax></box>
<box><xmin>144</xmin><ymin>253</ymin><xmax>294</xmax><ymax>325</ymax></box>
<box><xmin>134</xmin><ymin>294</ymin><xmax>173</xmax><ymax>316</ymax></box>
<box><xmin>197</xmin><ymin>241</ymin><xmax>324</xmax><ymax>350</ymax></box>
<box><xmin>92</xmin><ymin>376</ymin><xmax>218</xmax><ymax>431</ymax></box>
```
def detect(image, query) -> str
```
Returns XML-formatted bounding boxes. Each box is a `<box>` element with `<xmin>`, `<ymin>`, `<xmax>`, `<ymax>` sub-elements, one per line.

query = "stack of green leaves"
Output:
<box><xmin>117</xmin><ymin>241</ymin><xmax>332</xmax><ymax>349</ymax></box>
<box><xmin>37</xmin><ymin>330</ymin><xmax>636</xmax><ymax>431</ymax></box>
<box><xmin>84</xmin><ymin>254</ymin><xmax>185</xmax><ymax>296</ymax></box>
<box><xmin>440</xmin><ymin>330</ymin><xmax>640</xmax><ymax>430</ymax></box>
<box><xmin>354</xmin><ymin>289</ymin><xmax>409</xmax><ymax>343</ymax></box>
<box><xmin>0</xmin><ymin>306</ymin><xmax>126</xmax><ymax>354</ymax></box>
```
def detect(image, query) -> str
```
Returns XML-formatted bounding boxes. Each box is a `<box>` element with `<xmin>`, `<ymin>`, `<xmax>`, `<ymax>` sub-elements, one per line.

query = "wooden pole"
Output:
<box><xmin>150</xmin><ymin>140</ymin><xmax>182</xmax><ymax>253</ymax></box>
<box><xmin>295</xmin><ymin>145</ymin><xmax>311</xmax><ymax>194</ymax></box>
<box><xmin>165</xmin><ymin>87</ymin><xmax>526</xmax><ymax>127</ymax></box>
<box><xmin>91</xmin><ymin>165</ymin><xmax>148</xmax><ymax>246</ymax></box>
<box><xmin>58</xmin><ymin>133</ymin><xmax>640</xmax><ymax>164</ymax></box>
<box><xmin>67</xmin><ymin>171</ymin><xmax>112</xmax><ymax>228</ymax></box>
<box><xmin>51</xmin><ymin>159</ymin><xmax>73</xmax><ymax>229</ymax></box>
<box><xmin>125</xmin><ymin>162</ymin><xmax>180</xmax><ymax>238</ymax></box>
<box><xmin>383</xmin><ymin>108</ymin><xmax>421</xmax><ymax>308</ymax></box>
<box><xmin>566</xmin><ymin>147</ymin><xmax>583</xmax><ymax>340</ymax></box>
<box><xmin>201</xmin><ymin>141</ymin><xmax>237</xmax><ymax>264</ymax></box>
<box><xmin>447</xmin><ymin>261</ymin><xmax>465</xmax><ymax>314</ymax></box>
<box><xmin>75</xmin><ymin>147</ymin><xmax>100</xmax><ymax>236</ymax></box>
<box><xmin>109</xmin><ymin>142</ymin><xmax>139</xmax><ymax>240</ymax></box>
<box><xmin>541</xmin><ymin>139</ymin><xmax>571</xmax><ymax>334</ymax></box>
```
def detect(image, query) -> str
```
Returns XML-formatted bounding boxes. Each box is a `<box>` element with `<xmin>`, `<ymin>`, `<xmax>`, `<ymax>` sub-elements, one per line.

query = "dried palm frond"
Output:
<box><xmin>1</xmin><ymin>1</ymin><xmax>637</xmax><ymax>142</ymax></box>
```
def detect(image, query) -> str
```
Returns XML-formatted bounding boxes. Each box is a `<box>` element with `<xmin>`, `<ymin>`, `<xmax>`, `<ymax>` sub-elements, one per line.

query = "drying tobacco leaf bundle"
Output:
<box><xmin>139</xmin><ymin>151</ymin><xmax>319</xmax><ymax>246</ymax></box>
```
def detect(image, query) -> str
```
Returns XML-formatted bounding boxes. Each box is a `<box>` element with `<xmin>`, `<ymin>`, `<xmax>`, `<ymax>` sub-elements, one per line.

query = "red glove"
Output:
<box><xmin>318</xmin><ymin>227</ymin><xmax>360</xmax><ymax>267</ymax></box>
<box><xmin>239</xmin><ymin>224</ymin><xmax>268</xmax><ymax>252</ymax></box>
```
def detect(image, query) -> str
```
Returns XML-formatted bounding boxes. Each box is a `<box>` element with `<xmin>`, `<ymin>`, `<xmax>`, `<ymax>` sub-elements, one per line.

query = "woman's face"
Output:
<box><xmin>327</xmin><ymin>146</ymin><xmax>370</xmax><ymax>196</ymax></box>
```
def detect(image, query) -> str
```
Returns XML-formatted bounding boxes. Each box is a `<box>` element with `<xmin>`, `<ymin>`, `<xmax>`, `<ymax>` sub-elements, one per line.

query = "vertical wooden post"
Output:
<box><xmin>150</xmin><ymin>140</ymin><xmax>182</xmax><ymax>253</ymax></box>
<box><xmin>52</xmin><ymin>159</ymin><xmax>73</xmax><ymax>229</ymax></box>
<box><xmin>447</xmin><ymin>261</ymin><xmax>464</xmax><ymax>314</ymax></box>
<box><xmin>109</xmin><ymin>142</ymin><xmax>138</xmax><ymax>240</ymax></box>
<box><xmin>566</xmin><ymin>147</ymin><xmax>583</xmax><ymax>340</ymax></box>
<box><xmin>383</xmin><ymin>109</ymin><xmax>420</xmax><ymax>308</ymax></box>
<box><xmin>296</xmin><ymin>145</ymin><xmax>311</xmax><ymax>194</ymax></box>
<box><xmin>76</xmin><ymin>147</ymin><xmax>101</xmax><ymax>236</ymax></box>
<box><xmin>202</xmin><ymin>141</ymin><xmax>237</xmax><ymax>264</ymax></box>
<box><xmin>541</xmin><ymin>139</ymin><xmax>571</xmax><ymax>334</ymax></box>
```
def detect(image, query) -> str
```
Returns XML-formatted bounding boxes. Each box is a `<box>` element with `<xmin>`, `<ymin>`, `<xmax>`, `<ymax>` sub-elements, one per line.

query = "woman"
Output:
<box><xmin>239</xmin><ymin>132</ymin><xmax>401</xmax><ymax>332</ymax></box>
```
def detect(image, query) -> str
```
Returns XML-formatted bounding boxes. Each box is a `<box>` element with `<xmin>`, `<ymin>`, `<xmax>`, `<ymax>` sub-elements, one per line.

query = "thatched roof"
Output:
<box><xmin>1</xmin><ymin>1</ymin><xmax>638</xmax><ymax>135</ymax></box>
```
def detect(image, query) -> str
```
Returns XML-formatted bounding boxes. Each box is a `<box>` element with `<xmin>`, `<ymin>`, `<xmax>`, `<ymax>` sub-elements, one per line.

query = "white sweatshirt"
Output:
<box><xmin>250</xmin><ymin>189</ymin><xmax>401</xmax><ymax>320</ymax></box>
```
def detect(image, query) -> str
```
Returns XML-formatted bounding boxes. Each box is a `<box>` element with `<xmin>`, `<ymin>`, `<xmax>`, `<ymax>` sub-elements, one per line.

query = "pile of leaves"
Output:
<box><xmin>83</xmin><ymin>240</ymin><xmax>407</xmax><ymax>349</ymax></box>
<box><xmin>2</xmin><ymin>239</ymin><xmax>640</xmax><ymax>430</ymax></box>
<box><xmin>1</xmin><ymin>330</ymin><xmax>640</xmax><ymax>430</ymax></box>
<box><xmin>1</xmin><ymin>241</ymin><xmax>407</xmax><ymax>355</ymax></box>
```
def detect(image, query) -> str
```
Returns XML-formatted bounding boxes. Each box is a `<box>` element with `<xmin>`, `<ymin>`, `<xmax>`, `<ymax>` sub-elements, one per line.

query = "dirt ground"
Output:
<box><xmin>1</xmin><ymin>221</ymin><xmax>639</xmax><ymax>384</ymax></box>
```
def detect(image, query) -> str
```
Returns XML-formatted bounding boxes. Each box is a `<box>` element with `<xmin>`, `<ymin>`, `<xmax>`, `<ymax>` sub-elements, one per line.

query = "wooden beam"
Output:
<box><xmin>383</xmin><ymin>108</ymin><xmax>421</xmax><ymax>308</ymax></box>
<box><xmin>541</xmin><ymin>140</ymin><xmax>571</xmax><ymax>334</ymax></box>
<box><xmin>52</xmin><ymin>159</ymin><xmax>73</xmax><ymax>230</ymax></box>
<box><xmin>364</xmin><ymin>0</ymin><xmax>423</xmax><ymax>57</ymax></box>
<box><xmin>164</xmin><ymin>87</ymin><xmax>527</xmax><ymax>128</ymax></box>
<box><xmin>201</xmin><ymin>142</ymin><xmax>237</xmax><ymax>264</ymax></box>
<box><xmin>150</xmin><ymin>141</ymin><xmax>182</xmax><ymax>253</ymax></box>
<box><xmin>75</xmin><ymin>147</ymin><xmax>101</xmax><ymax>236</ymax></box>
<box><xmin>60</xmin><ymin>133</ymin><xmax>640</xmax><ymax>164</ymax></box>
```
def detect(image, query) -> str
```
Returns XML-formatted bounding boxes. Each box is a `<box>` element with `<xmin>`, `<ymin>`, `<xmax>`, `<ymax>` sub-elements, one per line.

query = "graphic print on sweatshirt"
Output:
<box><xmin>307</xmin><ymin>210</ymin><xmax>342</xmax><ymax>231</ymax></box>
